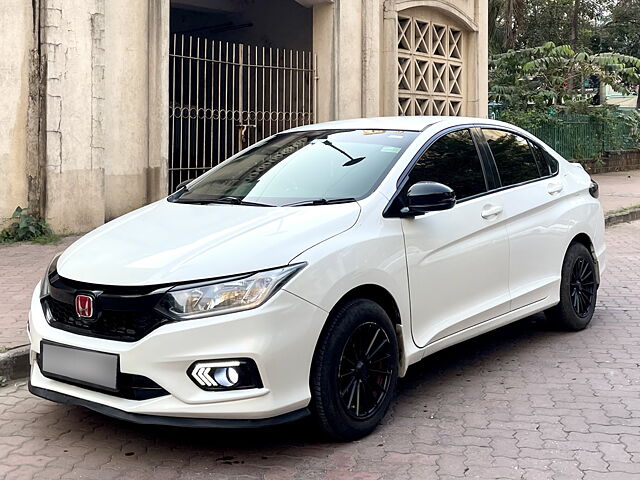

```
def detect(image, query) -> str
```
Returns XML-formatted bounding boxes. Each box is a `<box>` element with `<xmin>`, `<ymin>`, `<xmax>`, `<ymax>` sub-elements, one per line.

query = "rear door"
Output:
<box><xmin>401</xmin><ymin>128</ymin><xmax>511</xmax><ymax>348</ymax></box>
<box><xmin>479</xmin><ymin>128</ymin><xmax>567</xmax><ymax>310</ymax></box>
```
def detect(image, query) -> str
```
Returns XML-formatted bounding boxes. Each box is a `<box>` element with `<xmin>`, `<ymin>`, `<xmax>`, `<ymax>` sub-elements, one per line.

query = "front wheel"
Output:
<box><xmin>545</xmin><ymin>242</ymin><xmax>598</xmax><ymax>331</ymax></box>
<box><xmin>311</xmin><ymin>299</ymin><xmax>399</xmax><ymax>441</ymax></box>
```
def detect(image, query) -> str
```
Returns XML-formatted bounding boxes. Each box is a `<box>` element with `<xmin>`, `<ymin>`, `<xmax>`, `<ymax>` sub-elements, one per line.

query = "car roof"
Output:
<box><xmin>288</xmin><ymin>116</ymin><xmax>515</xmax><ymax>133</ymax></box>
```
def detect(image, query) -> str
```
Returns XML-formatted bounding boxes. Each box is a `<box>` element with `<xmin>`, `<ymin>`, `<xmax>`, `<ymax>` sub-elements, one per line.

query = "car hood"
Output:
<box><xmin>57</xmin><ymin>200</ymin><xmax>361</xmax><ymax>286</ymax></box>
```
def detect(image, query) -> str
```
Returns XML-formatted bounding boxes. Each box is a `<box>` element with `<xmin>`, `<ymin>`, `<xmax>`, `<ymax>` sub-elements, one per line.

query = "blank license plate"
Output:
<box><xmin>41</xmin><ymin>342</ymin><xmax>118</xmax><ymax>391</ymax></box>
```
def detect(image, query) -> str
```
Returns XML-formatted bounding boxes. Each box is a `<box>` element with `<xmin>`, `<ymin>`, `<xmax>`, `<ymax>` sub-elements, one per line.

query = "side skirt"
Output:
<box><xmin>403</xmin><ymin>297</ymin><xmax>555</xmax><ymax>368</ymax></box>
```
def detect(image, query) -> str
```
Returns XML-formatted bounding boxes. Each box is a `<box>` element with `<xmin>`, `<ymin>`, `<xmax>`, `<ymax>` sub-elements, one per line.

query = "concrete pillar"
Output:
<box><xmin>475</xmin><ymin>0</ymin><xmax>489</xmax><ymax>118</ymax></box>
<box><xmin>362</xmin><ymin>0</ymin><xmax>383</xmax><ymax>117</ymax></box>
<box><xmin>104</xmin><ymin>0</ymin><xmax>150</xmax><ymax>221</ymax></box>
<box><xmin>42</xmin><ymin>0</ymin><xmax>107</xmax><ymax>233</ymax></box>
<box><xmin>41</xmin><ymin>0</ymin><xmax>169</xmax><ymax>233</ymax></box>
<box><xmin>312</xmin><ymin>3</ymin><xmax>335</xmax><ymax>122</ymax></box>
<box><xmin>315</xmin><ymin>0</ymin><xmax>383</xmax><ymax>121</ymax></box>
<box><xmin>0</xmin><ymin>1</ymin><xmax>35</xmax><ymax>228</ymax></box>
<box><xmin>147</xmin><ymin>0</ymin><xmax>170</xmax><ymax>202</ymax></box>
<box><xmin>382</xmin><ymin>0</ymin><xmax>399</xmax><ymax>116</ymax></box>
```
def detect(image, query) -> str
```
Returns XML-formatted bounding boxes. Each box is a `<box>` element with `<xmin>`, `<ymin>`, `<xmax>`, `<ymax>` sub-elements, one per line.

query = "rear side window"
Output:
<box><xmin>408</xmin><ymin>129</ymin><xmax>487</xmax><ymax>200</ymax></box>
<box><xmin>483</xmin><ymin>129</ymin><xmax>542</xmax><ymax>187</ymax></box>
<box><xmin>530</xmin><ymin>143</ymin><xmax>559</xmax><ymax>175</ymax></box>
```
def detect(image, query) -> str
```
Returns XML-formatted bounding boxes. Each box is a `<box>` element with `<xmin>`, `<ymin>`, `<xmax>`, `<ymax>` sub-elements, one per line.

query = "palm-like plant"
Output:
<box><xmin>490</xmin><ymin>42</ymin><xmax>640</xmax><ymax>108</ymax></box>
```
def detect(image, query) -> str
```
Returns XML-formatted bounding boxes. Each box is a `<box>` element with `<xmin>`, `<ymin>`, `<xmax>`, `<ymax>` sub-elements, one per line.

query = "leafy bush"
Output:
<box><xmin>0</xmin><ymin>207</ymin><xmax>57</xmax><ymax>243</ymax></box>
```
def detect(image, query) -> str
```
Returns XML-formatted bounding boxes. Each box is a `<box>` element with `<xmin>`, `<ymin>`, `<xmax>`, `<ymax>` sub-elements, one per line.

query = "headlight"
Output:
<box><xmin>40</xmin><ymin>253</ymin><xmax>61</xmax><ymax>298</ymax></box>
<box><xmin>157</xmin><ymin>263</ymin><xmax>306</xmax><ymax>319</ymax></box>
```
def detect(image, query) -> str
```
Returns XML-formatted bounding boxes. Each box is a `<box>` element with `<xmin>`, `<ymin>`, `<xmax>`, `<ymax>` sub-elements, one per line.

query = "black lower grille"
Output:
<box><xmin>43</xmin><ymin>274</ymin><xmax>174</xmax><ymax>342</ymax></box>
<box><xmin>37</xmin><ymin>353</ymin><xmax>169</xmax><ymax>400</ymax></box>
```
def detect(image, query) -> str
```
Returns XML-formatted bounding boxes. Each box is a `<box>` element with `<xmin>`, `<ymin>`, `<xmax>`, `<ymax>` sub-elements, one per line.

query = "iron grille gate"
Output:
<box><xmin>169</xmin><ymin>35</ymin><xmax>317</xmax><ymax>192</ymax></box>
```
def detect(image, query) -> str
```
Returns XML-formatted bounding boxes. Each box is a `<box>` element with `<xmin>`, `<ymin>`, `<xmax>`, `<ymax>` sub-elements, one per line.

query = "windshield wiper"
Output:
<box><xmin>216</xmin><ymin>196</ymin><xmax>274</xmax><ymax>207</ymax></box>
<box><xmin>282</xmin><ymin>197</ymin><xmax>357</xmax><ymax>207</ymax></box>
<box><xmin>175</xmin><ymin>196</ymin><xmax>274</xmax><ymax>207</ymax></box>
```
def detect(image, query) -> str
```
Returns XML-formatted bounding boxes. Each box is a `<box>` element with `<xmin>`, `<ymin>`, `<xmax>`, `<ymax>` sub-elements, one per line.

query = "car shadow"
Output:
<box><xmin>61</xmin><ymin>312</ymin><xmax>578</xmax><ymax>452</ymax></box>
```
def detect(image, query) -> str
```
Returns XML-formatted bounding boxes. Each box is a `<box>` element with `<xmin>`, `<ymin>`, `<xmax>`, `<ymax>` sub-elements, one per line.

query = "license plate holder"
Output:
<box><xmin>40</xmin><ymin>341</ymin><xmax>119</xmax><ymax>392</ymax></box>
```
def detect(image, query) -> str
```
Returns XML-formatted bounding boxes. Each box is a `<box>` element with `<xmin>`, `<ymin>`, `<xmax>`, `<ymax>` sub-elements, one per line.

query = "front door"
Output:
<box><xmin>402</xmin><ymin>129</ymin><xmax>511</xmax><ymax>348</ymax></box>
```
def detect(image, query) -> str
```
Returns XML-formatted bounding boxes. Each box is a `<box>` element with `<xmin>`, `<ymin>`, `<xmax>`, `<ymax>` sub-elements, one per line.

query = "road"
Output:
<box><xmin>1</xmin><ymin>221</ymin><xmax>639</xmax><ymax>479</ymax></box>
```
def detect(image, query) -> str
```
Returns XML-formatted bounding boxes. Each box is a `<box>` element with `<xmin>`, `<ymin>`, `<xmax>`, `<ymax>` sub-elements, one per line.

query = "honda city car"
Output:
<box><xmin>29</xmin><ymin>116</ymin><xmax>605</xmax><ymax>440</ymax></box>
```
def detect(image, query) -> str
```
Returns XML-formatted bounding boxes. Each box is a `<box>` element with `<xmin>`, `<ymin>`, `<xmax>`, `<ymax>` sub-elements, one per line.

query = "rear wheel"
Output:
<box><xmin>311</xmin><ymin>299</ymin><xmax>398</xmax><ymax>441</ymax></box>
<box><xmin>545</xmin><ymin>242</ymin><xmax>598</xmax><ymax>331</ymax></box>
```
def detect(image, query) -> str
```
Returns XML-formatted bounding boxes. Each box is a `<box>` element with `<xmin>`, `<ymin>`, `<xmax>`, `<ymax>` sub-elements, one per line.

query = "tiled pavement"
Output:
<box><xmin>0</xmin><ymin>221</ymin><xmax>639</xmax><ymax>478</ymax></box>
<box><xmin>0</xmin><ymin>236</ymin><xmax>78</xmax><ymax>350</ymax></box>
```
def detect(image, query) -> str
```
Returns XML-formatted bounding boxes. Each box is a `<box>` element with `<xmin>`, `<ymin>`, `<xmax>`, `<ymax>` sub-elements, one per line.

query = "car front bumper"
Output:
<box><xmin>28</xmin><ymin>283</ymin><xmax>328</xmax><ymax>424</ymax></box>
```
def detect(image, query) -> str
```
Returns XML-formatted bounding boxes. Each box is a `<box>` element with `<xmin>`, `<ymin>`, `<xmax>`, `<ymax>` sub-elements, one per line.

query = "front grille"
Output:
<box><xmin>43</xmin><ymin>273</ymin><xmax>174</xmax><ymax>342</ymax></box>
<box><xmin>44</xmin><ymin>298</ymin><xmax>171</xmax><ymax>342</ymax></box>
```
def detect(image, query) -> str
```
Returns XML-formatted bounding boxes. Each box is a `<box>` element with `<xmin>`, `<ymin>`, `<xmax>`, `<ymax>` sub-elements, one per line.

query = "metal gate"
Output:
<box><xmin>168</xmin><ymin>35</ymin><xmax>317</xmax><ymax>191</ymax></box>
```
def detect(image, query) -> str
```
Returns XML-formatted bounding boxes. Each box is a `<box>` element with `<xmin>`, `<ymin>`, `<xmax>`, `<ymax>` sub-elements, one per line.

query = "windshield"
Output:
<box><xmin>171</xmin><ymin>129</ymin><xmax>419</xmax><ymax>206</ymax></box>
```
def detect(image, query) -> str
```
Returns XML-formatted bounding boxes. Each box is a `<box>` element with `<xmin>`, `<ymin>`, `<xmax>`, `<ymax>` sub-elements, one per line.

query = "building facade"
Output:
<box><xmin>1</xmin><ymin>0</ymin><xmax>487</xmax><ymax>234</ymax></box>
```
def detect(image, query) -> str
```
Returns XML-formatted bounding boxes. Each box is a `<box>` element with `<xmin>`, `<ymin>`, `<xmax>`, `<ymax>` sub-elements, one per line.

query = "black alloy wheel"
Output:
<box><xmin>338</xmin><ymin>322</ymin><xmax>393</xmax><ymax>420</ymax></box>
<box><xmin>311</xmin><ymin>298</ymin><xmax>399</xmax><ymax>441</ymax></box>
<box><xmin>569</xmin><ymin>256</ymin><xmax>596</xmax><ymax>318</ymax></box>
<box><xmin>545</xmin><ymin>242</ymin><xmax>598</xmax><ymax>331</ymax></box>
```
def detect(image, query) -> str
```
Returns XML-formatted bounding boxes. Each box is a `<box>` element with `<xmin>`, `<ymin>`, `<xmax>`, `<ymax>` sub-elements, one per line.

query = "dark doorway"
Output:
<box><xmin>168</xmin><ymin>0</ymin><xmax>315</xmax><ymax>191</ymax></box>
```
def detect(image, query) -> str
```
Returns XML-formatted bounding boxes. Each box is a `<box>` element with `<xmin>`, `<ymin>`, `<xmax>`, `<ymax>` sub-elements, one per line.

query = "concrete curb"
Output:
<box><xmin>0</xmin><ymin>345</ymin><xmax>29</xmax><ymax>383</ymax></box>
<box><xmin>1</xmin><ymin>210</ymin><xmax>639</xmax><ymax>383</ymax></box>
<box><xmin>605</xmin><ymin>207</ymin><xmax>640</xmax><ymax>227</ymax></box>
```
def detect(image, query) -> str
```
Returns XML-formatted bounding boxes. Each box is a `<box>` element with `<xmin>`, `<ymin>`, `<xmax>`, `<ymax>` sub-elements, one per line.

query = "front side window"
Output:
<box><xmin>408</xmin><ymin>129</ymin><xmax>487</xmax><ymax>200</ymax></box>
<box><xmin>173</xmin><ymin>129</ymin><xmax>419</xmax><ymax>206</ymax></box>
<box><xmin>483</xmin><ymin>129</ymin><xmax>542</xmax><ymax>187</ymax></box>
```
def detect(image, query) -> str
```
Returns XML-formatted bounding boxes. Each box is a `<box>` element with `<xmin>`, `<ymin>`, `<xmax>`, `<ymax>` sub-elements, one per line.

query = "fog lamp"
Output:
<box><xmin>187</xmin><ymin>359</ymin><xmax>262</xmax><ymax>391</ymax></box>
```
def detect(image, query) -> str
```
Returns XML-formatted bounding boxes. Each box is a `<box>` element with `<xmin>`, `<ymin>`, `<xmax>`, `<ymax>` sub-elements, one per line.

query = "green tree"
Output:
<box><xmin>490</xmin><ymin>42</ymin><xmax>640</xmax><ymax>108</ymax></box>
<box><xmin>489</xmin><ymin>0</ymin><xmax>616</xmax><ymax>55</ymax></box>
<box><xmin>595</xmin><ymin>0</ymin><xmax>640</xmax><ymax>58</ymax></box>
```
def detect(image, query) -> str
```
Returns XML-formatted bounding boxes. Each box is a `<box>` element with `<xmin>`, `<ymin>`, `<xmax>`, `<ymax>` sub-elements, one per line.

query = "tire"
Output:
<box><xmin>545</xmin><ymin>242</ymin><xmax>598</xmax><ymax>331</ymax></box>
<box><xmin>310</xmin><ymin>298</ymin><xmax>399</xmax><ymax>441</ymax></box>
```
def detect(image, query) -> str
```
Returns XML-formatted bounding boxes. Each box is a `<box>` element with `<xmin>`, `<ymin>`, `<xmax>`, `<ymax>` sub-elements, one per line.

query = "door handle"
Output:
<box><xmin>481</xmin><ymin>205</ymin><xmax>503</xmax><ymax>219</ymax></box>
<box><xmin>547</xmin><ymin>181</ymin><xmax>564</xmax><ymax>195</ymax></box>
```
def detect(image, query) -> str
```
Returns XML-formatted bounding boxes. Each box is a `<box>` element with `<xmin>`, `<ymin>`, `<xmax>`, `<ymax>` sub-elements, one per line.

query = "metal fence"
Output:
<box><xmin>530</xmin><ymin>115</ymin><xmax>640</xmax><ymax>160</ymax></box>
<box><xmin>491</xmin><ymin>111</ymin><xmax>640</xmax><ymax>160</ymax></box>
<box><xmin>169</xmin><ymin>35</ymin><xmax>317</xmax><ymax>192</ymax></box>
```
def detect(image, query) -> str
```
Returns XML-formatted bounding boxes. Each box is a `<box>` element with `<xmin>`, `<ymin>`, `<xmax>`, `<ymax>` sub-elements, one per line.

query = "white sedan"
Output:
<box><xmin>29</xmin><ymin>116</ymin><xmax>605</xmax><ymax>441</ymax></box>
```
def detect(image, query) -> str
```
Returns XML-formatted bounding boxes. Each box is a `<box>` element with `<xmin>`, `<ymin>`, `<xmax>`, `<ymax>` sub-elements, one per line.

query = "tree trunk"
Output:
<box><xmin>571</xmin><ymin>0</ymin><xmax>581</xmax><ymax>49</ymax></box>
<box><xmin>503</xmin><ymin>0</ymin><xmax>515</xmax><ymax>49</ymax></box>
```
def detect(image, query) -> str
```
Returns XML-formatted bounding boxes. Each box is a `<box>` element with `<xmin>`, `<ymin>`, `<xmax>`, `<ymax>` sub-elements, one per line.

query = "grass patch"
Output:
<box><xmin>606</xmin><ymin>204</ymin><xmax>640</xmax><ymax>216</ymax></box>
<box><xmin>0</xmin><ymin>346</ymin><xmax>6</xmax><ymax>354</ymax></box>
<box><xmin>29</xmin><ymin>233</ymin><xmax>65</xmax><ymax>245</ymax></box>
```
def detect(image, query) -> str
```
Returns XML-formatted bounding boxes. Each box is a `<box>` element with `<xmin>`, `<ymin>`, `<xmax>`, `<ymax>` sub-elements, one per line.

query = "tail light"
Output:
<box><xmin>589</xmin><ymin>179</ymin><xmax>599</xmax><ymax>199</ymax></box>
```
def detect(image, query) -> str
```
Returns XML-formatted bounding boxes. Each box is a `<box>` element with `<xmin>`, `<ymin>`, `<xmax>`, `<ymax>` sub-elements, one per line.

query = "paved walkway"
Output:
<box><xmin>0</xmin><ymin>237</ymin><xmax>78</xmax><ymax>351</ymax></box>
<box><xmin>0</xmin><ymin>171</ymin><xmax>638</xmax><ymax>352</ymax></box>
<box><xmin>0</xmin><ymin>220</ymin><xmax>639</xmax><ymax>479</ymax></box>
<box><xmin>592</xmin><ymin>169</ymin><xmax>640</xmax><ymax>213</ymax></box>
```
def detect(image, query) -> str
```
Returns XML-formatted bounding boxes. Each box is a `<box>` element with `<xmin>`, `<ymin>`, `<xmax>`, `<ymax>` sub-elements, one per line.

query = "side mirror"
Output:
<box><xmin>175</xmin><ymin>179</ymin><xmax>193</xmax><ymax>193</ymax></box>
<box><xmin>402</xmin><ymin>181</ymin><xmax>456</xmax><ymax>215</ymax></box>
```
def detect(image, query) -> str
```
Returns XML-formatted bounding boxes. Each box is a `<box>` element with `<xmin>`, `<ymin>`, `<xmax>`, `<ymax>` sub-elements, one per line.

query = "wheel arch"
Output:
<box><xmin>568</xmin><ymin>232</ymin><xmax>601</xmax><ymax>285</ymax></box>
<box><xmin>329</xmin><ymin>284</ymin><xmax>402</xmax><ymax>327</ymax></box>
<box><xmin>315</xmin><ymin>284</ymin><xmax>408</xmax><ymax>376</ymax></box>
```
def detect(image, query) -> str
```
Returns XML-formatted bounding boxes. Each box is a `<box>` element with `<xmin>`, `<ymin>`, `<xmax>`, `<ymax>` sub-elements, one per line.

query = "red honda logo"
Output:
<box><xmin>75</xmin><ymin>295</ymin><xmax>94</xmax><ymax>318</ymax></box>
